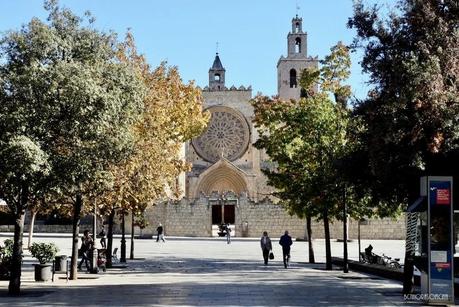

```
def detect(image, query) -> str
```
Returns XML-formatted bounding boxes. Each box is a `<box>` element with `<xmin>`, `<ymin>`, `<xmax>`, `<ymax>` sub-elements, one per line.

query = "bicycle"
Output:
<box><xmin>381</xmin><ymin>254</ymin><xmax>402</xmax><ymax>269</ymax></box>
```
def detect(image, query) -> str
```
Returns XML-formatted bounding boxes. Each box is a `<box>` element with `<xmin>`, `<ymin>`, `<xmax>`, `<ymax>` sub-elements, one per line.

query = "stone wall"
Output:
<box><xmin>236</xmin><ymin>197</ymin><xmax>305</xmax><ymax>238</ymax></box>
<box><xmin>0</xmin><ymin>204</ymin><xmax>406</xmax><ymax>240</ymax></box>
<box><xmin>309</xmin><ymin>216</ymin><xmax>406</xmax><ymax>240</ymax></box>
<box><xmin>134</xmin><ymin>196</ymin><xmax>406</xmax><ymax>240</ymax></box>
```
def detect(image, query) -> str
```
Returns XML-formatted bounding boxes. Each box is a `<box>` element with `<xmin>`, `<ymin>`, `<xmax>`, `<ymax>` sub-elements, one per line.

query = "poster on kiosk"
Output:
<box><xmin>427</xmin><ymin>176</ymin><xmax>454</xmax><ymax>303</ymax></box>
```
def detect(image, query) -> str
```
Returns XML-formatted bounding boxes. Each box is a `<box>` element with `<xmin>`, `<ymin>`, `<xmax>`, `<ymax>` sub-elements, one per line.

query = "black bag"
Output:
<box><xmin>269</xmin><ymin>251</ymin><xmax>274</xmax><ymax>260</ymax></box>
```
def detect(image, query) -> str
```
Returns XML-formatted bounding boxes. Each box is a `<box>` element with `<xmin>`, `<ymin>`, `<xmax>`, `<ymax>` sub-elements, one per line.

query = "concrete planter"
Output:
<box><xmin>34</xmin><ymin>264</ymin><xmax>52</xmax><ymax>282</ymax></box>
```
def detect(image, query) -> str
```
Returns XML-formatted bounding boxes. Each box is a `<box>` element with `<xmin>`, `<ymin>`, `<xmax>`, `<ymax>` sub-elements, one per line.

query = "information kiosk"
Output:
<box><xmin>411</xmin><ymin>176</ymin><xmax>454</xmax><ymax>304</ymax></box>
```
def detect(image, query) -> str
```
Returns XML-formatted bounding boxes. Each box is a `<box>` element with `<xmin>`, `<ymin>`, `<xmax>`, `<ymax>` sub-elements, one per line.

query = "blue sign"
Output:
<box><xmin>428</xmin><ymin>179</ymin><xmax>453</xmax><ymax>302</ymax></box>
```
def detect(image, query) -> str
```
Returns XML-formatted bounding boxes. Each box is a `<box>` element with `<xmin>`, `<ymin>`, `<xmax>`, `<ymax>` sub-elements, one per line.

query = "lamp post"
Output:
<box><xmin>92</xmin><ymin>199</ymin><xmax>97</xmax><ymax>247</ymax></box>
<box><xmin>343</xmin><ymin>184</ymin><xmax>348</xmax><ymax>273</ymax></box>
<box><xmin>120</xmin><ymin>211</ymin><xmax>126</xmax><ymax>263</ymax></box>
<box><xmin>88</xmin><ymin>199</ymin><xmax>99</xmax><ymax>273</ymax></box>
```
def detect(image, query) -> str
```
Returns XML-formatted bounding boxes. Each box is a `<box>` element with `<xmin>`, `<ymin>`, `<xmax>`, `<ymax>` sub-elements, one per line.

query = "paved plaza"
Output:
<box><xmin>0</xmin><ymin>234</ymin><xmax>413</xmax><ymax>306</ymax></box>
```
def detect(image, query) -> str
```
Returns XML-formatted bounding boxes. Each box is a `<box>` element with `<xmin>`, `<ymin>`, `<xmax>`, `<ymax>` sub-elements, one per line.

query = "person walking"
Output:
<box><xmin>78</xmin><ymin>230</ymin><xmax>94</xmax><ymax>271</ymax></box>
<box><xmin>279</xmin><ymin>230</ymin><xmax>293</xmax><ymax>268</ymax></box>
<box><xmin>99</xmin><ymin>225</ymin><xmax>106</xmax><ymax>249</ymax></box>
<box><xmin>156</xmin><ymin>223</ymin><xmax>165</xmax><ymax>242</ymax></box>
<box><xmin>260</xmin><ymin>231</ymin><xmax>272</xmax><ymax>265</ymax></box>
<box><xmin>225</xmin><ymin>223</ymin><xmax>231</xmax><ymax>244</ymax></box>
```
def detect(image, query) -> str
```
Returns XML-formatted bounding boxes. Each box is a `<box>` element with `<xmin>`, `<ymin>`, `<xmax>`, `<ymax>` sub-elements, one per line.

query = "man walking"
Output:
<box><xmin>260</xmin><ymin>231</ymin><xmax>272</xmax><ymax>265</ymax></box>
<box><xmin>78</xmin><ymin>230</ymin><xmax>94</xmax><ymax>271</ymax></box>
<box><xmin>225</xmin><ymin>223</ymin><xmax>231</xmax><ymax>244</ymax></box>
<box><xmin>99</xmin><ymin>225</ymin><xmax>106</xmax><ymax>248</ymax></box>
<box><xmin>279</xmin><ymin>230</ymin><xmax>293</xmax><ymax>268</ymax></box>
<box><xmin>156</xmin><ymin>223</ymin><xmax>165</xmax><ymax>242</ymax></box>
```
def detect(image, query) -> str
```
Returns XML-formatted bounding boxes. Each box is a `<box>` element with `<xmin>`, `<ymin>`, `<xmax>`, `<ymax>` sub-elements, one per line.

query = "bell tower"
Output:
<box><xmin>209</xmin><ymin>53</ymin><xmax>226</xmax><ymax>91</ymax></box>
<box><xmin>277</xmin><ymin>15</ymin><xmax>318</xmax><ymax>100</ymax></box>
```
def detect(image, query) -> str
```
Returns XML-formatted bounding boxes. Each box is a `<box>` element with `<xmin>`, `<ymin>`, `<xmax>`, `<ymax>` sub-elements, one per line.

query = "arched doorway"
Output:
<box><xmin>195</xmin><ymin>159</ymin><xmax>248</xmax><ymax>236</ymax></box>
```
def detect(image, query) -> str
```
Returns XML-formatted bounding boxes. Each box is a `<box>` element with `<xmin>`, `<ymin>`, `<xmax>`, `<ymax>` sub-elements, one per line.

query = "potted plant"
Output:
<box><xmin>30</xmin><ymin>242</ymin><xmax>59</xmax><ymax>281</ymax></box>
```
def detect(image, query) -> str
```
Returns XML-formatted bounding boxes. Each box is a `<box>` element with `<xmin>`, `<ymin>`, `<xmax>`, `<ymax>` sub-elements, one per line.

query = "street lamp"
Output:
<box><xmin>343</xmin><ymin>184</ymin><xmax>348</xmax><ymax>273</ymax></box>
<box><xmin>90</xmin><ymin>199</ymin><xmax>99</xmax><ymax>273</ymax></box>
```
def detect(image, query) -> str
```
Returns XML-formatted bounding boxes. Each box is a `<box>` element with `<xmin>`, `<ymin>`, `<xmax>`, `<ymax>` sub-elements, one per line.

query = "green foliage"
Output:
<box><xmin>252</xmin><ymin>43</ymin><xmax>373</xmax><ymax>221</ymax></box>
<box><xmin>0</xmin><ymin>0</ymin><xmax>147</xmax><ymax>286</ymax></box>
<box><xmin>348</xmin><ymin>0</ymin><xmax>459</xmax><ymax>205</ymax></box>
<box><xmin>0</xmin><ymin>239</ymin><xmax>13</xmax><ymax>278</ymax></box>
<box><xmin>0</xmin><ymin>0</ymin><xmax>145</xmax><ymax>199</ymax></box>
<box><xmin>29</xmin><ymin>242</ymin><xmax>59</xmax><ymax>264</ymax></box>
<box><xmin>0</xmin><ymin>239</ymin><xmax>13</xmax><ymax>263</ymax></box>
<box><xmin>0</xmin><ymin>135</ymin><xmax>50</xmax><ymax>215</ymax></box>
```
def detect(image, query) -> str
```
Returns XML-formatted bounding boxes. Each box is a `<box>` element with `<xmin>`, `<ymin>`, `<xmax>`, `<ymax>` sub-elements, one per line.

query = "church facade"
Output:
<box><xmin>139</xmin><ymin>16</ymin><xmax>406</xmax><ymax>239</ymax></box>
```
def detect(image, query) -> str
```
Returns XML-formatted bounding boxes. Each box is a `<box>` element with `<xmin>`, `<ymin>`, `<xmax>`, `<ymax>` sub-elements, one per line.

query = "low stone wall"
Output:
<box><xmin>310</xmin><ymin>216</ymin><xmax>406</xmax><ymax>240</ymax></box>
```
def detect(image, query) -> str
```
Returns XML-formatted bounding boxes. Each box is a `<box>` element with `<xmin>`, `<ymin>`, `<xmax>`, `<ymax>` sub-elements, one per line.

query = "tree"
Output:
<box><xmin>348</xmin><ymin>0</ymin><xmax>459</xmax><ymax>205</ymax></box>
<box><xmin>0</xmin><ymin>137</ymin><xmax>50</xmax><ymax>294</ymax></box>
<box><xmin>348</xmin><ymin>0</ymin><xmax>459</xmax><ymax>292</ymax></box>
<box><xmin>99</xmin><ymin>33</ymin><xmax>209</xmax><ymax>265</ymax></box>
<box><xmin>0</xmin><ymin>0</ymin><xmax>146</xmax><ymax>285</ymax></box>
<box><xmin>252</xmin><ymin>44</ymin><xmax>369</xmax><ymax>269</ymax></box>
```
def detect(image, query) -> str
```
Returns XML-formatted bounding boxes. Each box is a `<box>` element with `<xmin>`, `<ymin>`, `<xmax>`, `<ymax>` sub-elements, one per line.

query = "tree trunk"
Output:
<box><xmin>120</xmin><ymin>212</ymin><xmax>126</xmax><ymax>263</ymax></box>
<box><xmin>9</xmin><ymin>182</ymin><xmax>28</xmax><ymax>295</ymax></box>
<box><xmin>306</xmin><ymin>215</ymin><xmax>315</xmax><ymax>263</ymax></box>
<box><xmin>130</xmin><ymin>210</ymin><xmax>134</xmax><ymax>260</ymax></box>
<box><xmin>358</xmin><ymin>219</ymin><xmax>361</xmax><ymax>261</ymax></box>
<box><xmin>8</xmin><ymin>210</ymin><xmax>25</xmax><ymax>295</ymax></box>
<box><xmin>324</xmin><ymin>206</ymin><xmax>332</xmax><ymax>270</ymax></box>
<box><xmin>27</xmin><ymin>210</ymin><xmax>37</xmax><ymax>249</ymax></box>
<box><xmin>70</xmin><ymin>193</ymin><xmax>83</xmax><ymax>280</ymax></box>
<box><xmin>106</xmin><ymin>210</ymin><xmax>115</xmax><ymax>268</ymax></box>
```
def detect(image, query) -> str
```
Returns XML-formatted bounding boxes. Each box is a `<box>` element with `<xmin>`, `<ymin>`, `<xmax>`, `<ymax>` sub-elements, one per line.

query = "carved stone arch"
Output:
<box><xmin>195</xmin><ymin>159</ymin><xmax>248</xmax><ymax>198</ymax></box>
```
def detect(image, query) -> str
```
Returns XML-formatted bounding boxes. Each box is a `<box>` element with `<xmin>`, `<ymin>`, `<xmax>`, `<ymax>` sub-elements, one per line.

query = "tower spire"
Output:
<box><xmin>209</xmin><ymin>53</ymin><xmax>226</xmax><ymax>91</ymax></box>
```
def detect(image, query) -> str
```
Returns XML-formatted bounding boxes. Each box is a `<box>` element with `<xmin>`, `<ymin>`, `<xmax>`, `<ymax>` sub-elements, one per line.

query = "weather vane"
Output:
<box><xmin>296</xmin><ymin>0</ymin><xmax>300</xmax><ymax>16</ymax></box>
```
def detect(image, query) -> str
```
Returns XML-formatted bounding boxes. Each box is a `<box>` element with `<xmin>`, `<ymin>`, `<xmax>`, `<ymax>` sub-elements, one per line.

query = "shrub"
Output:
<box><xmin>30</xmin><ymin>242</ymin><xmax>59</xmax><ymax>264</ymax></box>
<box><xmin>0</xmin><ymin>239</ymin><xmax>13</xmax><ymax>261</ymax></box>
<box><xmin>0</xmin><ymin>239</ymin><xmax>14</xmax><ymax>278</ymax></box>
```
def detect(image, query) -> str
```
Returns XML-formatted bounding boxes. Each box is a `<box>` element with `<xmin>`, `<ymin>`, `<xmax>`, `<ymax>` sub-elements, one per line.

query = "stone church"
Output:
<box><xmin>141</xmin><ymin>16</ymin><xmax>406</xmax><ymax>239</ymax></box>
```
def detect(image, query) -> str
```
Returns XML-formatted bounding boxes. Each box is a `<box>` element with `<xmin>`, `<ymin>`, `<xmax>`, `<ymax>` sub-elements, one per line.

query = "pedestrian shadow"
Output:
<box><xmin>0</xmin><ymin>255</ymin><xmax>410</xmax><ymax>306</ymax></box>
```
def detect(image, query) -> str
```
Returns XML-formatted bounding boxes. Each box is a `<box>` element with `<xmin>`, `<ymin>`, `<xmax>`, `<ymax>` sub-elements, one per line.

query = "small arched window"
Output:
<box><xmin>215</xmin><ymin>73</ymin><xmax>221</xmax><ymax>81</ymax></box>
<box><xmin>290</xmin><ymin>69</ymin><xmax>297</xmax><ymax>88</ymax></box>
<box><xmin>295</xmin><ymin>37</ymin><xmax>301</xmax><ymax>53</ymax></box>
<box><xmin>295</xmin><ymin>22</ymin><xmax>300</xmax><ymax>33</ymax></box>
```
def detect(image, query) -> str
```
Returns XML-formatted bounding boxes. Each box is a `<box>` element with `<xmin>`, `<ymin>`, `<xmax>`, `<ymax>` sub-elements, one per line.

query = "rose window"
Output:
<box><xmin>192</xmin><ymin>106</ymin><xmax>250</xmax><ymax>163</ymax></box>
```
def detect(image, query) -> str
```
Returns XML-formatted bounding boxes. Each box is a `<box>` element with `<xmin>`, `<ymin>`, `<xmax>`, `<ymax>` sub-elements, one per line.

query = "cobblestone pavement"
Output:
<box><xmin>0</xmin><ymin>234</ymin><xmax>413</xmax><ymax>306</ymax></box>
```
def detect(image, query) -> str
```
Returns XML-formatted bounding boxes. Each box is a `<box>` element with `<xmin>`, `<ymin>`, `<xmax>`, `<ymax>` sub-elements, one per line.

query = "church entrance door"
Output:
<box><xmin>210</xmin><ymin>197</ymin><xmax>237</xmax><ymax>236</ymax></box>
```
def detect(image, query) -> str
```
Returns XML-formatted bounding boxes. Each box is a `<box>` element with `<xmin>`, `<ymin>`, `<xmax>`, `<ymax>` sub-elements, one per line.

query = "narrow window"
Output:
<box><xmin>215</xmin><ymin>73</ymin><xmax>221</xmax><ymax>81</ymax></box>
<box><xmin>295</xmin><ymin>37</ymin><xmax>301</xmax><ymax>53</ymax></box>
<box><xmin>290</xmin><ymin>69</ymin><xmax>297</xmax><ymax>88</ymax></box>
<box><xmin>295</xmin><ymin>22</ymin><xmax>300</xmax><ymax>33</ymax></box>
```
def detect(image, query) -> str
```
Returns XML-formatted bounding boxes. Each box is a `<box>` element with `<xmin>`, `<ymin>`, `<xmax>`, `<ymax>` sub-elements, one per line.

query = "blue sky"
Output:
<box><xmin>0</xmin><ymin>0</ymin><xmax>389</xmax><ymax>100</ymax></box>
